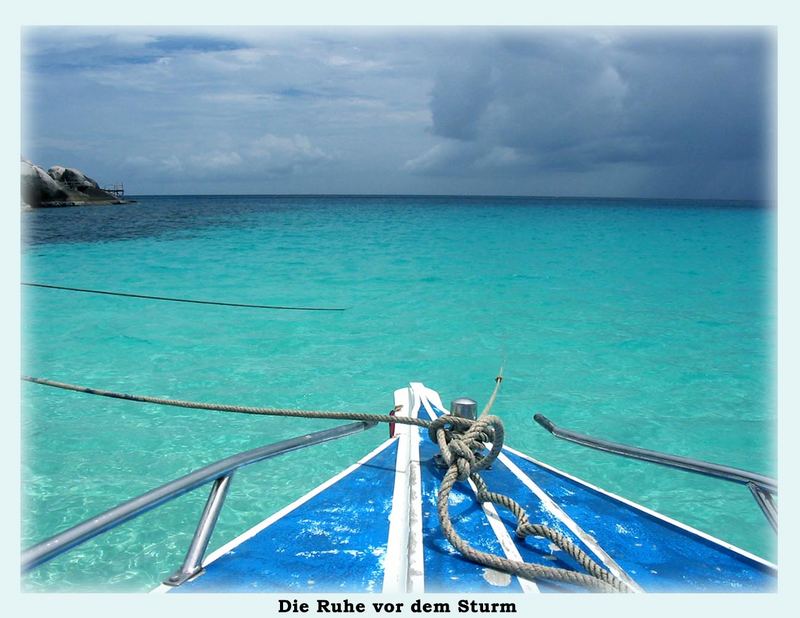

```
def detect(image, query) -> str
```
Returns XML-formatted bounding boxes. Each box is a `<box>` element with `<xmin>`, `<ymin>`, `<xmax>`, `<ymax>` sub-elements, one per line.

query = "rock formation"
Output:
<box><xmin>21</xmin><ymin>159</ymin><xmax>126</xmax><ymax>208</ymax></box>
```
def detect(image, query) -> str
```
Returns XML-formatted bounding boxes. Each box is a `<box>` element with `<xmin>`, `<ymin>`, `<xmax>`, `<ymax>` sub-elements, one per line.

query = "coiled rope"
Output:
<box><xmin>22</xmin><ymin>374</ymin><xmax>632</xmax><ymax>592</ymax></box>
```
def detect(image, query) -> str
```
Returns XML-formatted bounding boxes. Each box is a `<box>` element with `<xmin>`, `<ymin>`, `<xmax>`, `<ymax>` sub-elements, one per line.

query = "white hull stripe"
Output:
<box><xmin>406</xmin><ymin>389</ymin><xmax>425</xmax><ymax>593</ymax></box>
<box><xmin>382</xmin><ymin>386</ymin><xmax>424</xmax><ymax>593</ymax></box>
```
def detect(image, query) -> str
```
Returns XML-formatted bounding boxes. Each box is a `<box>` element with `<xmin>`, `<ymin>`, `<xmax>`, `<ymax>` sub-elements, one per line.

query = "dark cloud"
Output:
<box><xmin>410</xmin><ymin>30</ymin><xmax>772</xmax><ymax>198</ymax></box>
<box><xmin>430</xmin><ymin>60</ymin><xmax>494</xmax><ymax>140</ymax></box>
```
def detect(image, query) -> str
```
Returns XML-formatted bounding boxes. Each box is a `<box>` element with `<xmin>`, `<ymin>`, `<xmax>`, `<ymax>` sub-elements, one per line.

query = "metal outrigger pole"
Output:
<box><xmin>533</xmin><ymin>413</ymin><xmax>777</xmax><ymax>531</ymax></box>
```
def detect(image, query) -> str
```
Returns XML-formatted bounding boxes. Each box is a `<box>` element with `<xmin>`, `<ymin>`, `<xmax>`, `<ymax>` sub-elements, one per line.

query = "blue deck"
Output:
<box><xmin>176</xmin><ymin>439</ymin><xmax>399</xmax><ymax>592</ymax></box>
<box><xmin>170</xmin><ymin>394</ymin><xmax>776</xmax><ymax>593</ymax></box>
<box><xmin>503</xmin><ymin>448</ymin><xmax>776</xmax><ymax>592</ymax></box>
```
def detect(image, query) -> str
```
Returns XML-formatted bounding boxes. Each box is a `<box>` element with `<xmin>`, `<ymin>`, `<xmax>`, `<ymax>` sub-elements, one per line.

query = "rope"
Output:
<box><xmin>21</xmin><ymin>282</ymin><xmax>347</xmax><ymax>312</ymax></box>
<box><xmin>480</xmin><ymin>367</ymin><xmax>503</xmax><ymax>418</ymax></box>
<box><xmin>430</xmin><ymin>415</ymin><xmax>630</xmax><ymax>592</ymax></box>
<box><xmin>22</xmin><ymin>375</ymin><xmax>426</xmax><ymax>426</ymax></box>
<box><xmin>23</xmin><ymin>374</ymin><xmax>632</xmax><ymax>592</ymax></box>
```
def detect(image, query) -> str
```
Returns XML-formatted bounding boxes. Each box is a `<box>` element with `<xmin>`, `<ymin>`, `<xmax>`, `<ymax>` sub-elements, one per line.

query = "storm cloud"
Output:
<box><xmin>22</xmin><ymin>28</ymin><xmax>773</xmax><ymax>199</ymax></box>
<box><xmin>409</xmin><ymin>31</ymin><xmax>771</xmax><ymax>198</ymax></box>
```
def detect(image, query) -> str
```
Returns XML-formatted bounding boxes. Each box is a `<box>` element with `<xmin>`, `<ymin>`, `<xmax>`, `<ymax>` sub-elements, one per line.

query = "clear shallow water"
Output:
<box><xmin>21</xmin><ymin>195</ymin><xmax>775</xmax><ymax>591</ymax></box>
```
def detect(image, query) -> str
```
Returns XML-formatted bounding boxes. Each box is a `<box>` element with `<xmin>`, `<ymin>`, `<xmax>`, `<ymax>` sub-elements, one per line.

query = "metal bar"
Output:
<box><xmin>533</xmin><ymin>414</ymin><xmax>777</xmax><ymax>492</ymax></box>
<box><xmin>164</xmin><ymin>474</ymin><xmax>234</xmax><ymax>586</ymax></box>
<box><xmin>22</xmin><ymin>420</ymin><xmax>376</xmax><ymax>572</ymax></box>
<box><xmin>748</xmin><ymin>482</ymin><xmax>778</xmax><ymax>532</ymax></box>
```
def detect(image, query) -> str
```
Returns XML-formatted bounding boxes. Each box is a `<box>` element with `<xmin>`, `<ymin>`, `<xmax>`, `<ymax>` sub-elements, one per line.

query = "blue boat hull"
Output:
<box><xmin>162</xmin><ymin>383</ymin><xmax>776</xmax><ymax>593</ymax></box>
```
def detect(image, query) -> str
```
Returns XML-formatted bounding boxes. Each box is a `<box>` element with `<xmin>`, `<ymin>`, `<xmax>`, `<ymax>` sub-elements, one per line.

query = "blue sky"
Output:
<box><xmin>21</xmin><ymin>27</ymin><xmax>773</xmax><ymax>199</ymax></box>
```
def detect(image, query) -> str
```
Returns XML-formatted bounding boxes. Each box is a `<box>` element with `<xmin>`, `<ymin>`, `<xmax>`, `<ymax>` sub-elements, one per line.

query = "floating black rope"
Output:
<box><xmin>21</xmin><ymin>282</ymin><xmax>346</xmax><ymax>312</ymax></box>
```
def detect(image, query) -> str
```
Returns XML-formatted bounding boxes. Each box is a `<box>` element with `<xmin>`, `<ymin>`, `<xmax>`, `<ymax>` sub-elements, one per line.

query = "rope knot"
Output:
<box><xmin>447</xmin><ymin>437</ymin><xmax>476</xmax><ymax>480</ymax></box>
<box><xmin>427</xmin><ymin>415</ymin><xmax>472</xmax><ymax>446</ymax></box>
<box><xmin>428</xmin><ymin>414</ymin><xmax>505</xmax><ymax>476</ymax></box>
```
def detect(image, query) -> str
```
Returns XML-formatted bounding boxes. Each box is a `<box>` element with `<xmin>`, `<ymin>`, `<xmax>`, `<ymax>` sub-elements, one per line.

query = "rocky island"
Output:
<box><xmin>21</xmin><ymin>159</ymin><xmax>133</xmax><ymax>208</ymax></box>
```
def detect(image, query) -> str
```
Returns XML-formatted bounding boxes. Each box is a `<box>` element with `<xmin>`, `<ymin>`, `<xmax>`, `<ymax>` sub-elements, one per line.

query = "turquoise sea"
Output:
<box><xmin>21</xmin><ymin>195</ymin><xmax>775</xmax><ymax>591</ymax></box>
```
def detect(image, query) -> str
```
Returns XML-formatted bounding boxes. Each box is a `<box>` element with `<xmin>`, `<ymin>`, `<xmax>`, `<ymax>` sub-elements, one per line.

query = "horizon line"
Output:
<box><xmin>121</xmin><ymin>192</ymin><xmax>770</xmax><ymax>203</ymax></box>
